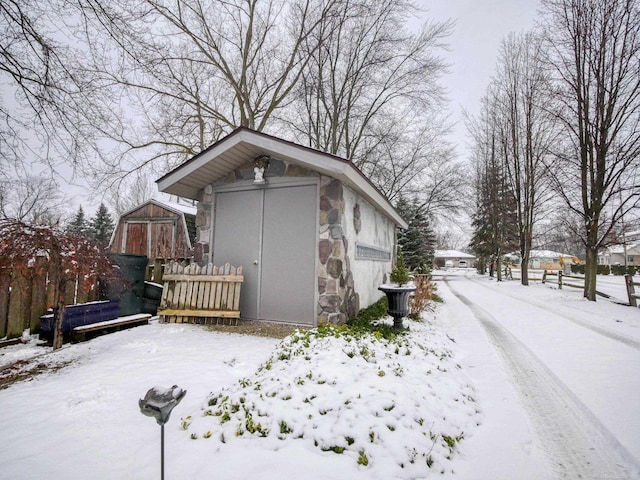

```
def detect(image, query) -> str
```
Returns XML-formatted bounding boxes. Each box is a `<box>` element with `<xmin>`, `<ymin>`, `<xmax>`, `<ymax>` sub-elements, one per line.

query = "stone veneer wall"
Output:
<box><xmin>194</xmin><ymin>185</ymin><xmax>213</xmax><ymax>264</ymax></box>
<box><xmin>318</xmin><ymin>176</ymin><xmax>358</xmax><ymax>324</ymax></box>
<box><xmin>193</xmin><ymin>158</ymin><xmax>357</xmax><ymax>325</ymax></box>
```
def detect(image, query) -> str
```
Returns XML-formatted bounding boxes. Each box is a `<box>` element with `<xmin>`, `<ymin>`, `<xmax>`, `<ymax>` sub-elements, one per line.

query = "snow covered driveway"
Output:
<box><xmin>438</xmin><ymin>271</ymin><xmax>640</xmax><ymax>479</ymax></box>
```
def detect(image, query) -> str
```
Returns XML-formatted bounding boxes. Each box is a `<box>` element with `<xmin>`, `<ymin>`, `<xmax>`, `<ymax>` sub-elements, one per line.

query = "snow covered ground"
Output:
<box><xmin>440</xmin><ymin>270</ymin><xmax>640</xmax><ymax>479</ymax></box>
<box><xmin>0</xmin><ymin>270</ymin><xmax>638</xmax><ymax>479</ymax></box>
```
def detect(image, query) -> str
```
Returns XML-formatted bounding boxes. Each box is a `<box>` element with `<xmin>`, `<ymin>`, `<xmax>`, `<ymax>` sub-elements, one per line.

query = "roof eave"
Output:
<box><xmin>156</xmin><ymin>128</ymin><xmax>407</xmax><ymax>228</ymax></box>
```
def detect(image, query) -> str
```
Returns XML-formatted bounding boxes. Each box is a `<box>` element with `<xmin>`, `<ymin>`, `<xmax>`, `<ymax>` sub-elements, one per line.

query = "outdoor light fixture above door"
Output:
<box><xmin>253</xmin><ymin>154</ymin><xmax>270</xmax><ymax>184</ymax></box>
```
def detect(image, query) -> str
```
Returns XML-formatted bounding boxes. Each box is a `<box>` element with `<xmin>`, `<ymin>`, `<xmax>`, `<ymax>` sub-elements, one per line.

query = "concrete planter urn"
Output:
<box><xmin>379</xmin><ymin>251</ymin><xmax>414</xmax><ymax>330</ymax></box>
<box><xmin>378</xmin><ymin>283</ymin><xmax>416</xmax><ymax>330</ymax></box>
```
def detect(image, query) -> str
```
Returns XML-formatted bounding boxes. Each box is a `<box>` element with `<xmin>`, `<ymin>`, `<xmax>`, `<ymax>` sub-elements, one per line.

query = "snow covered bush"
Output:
<box><xmin>183</xmin><ymin>317</ymin><xmax>480</xmax><ymax>478</ymax></box>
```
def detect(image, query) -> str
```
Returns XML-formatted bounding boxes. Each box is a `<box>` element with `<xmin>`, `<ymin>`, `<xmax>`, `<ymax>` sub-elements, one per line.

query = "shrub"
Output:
<box><xmin>571</xmin><ymin>264</ymin><xmax>612</xmax><ymax>275</ymax></box>
<box><xmin>611</xmin><ymin>265</ymin><xmax>637</xmax><ymax>276</ymax></box>
<box><xmin>408</xmin><ymin>274</ymin><xmax>436</xmax><ymax>319</ymax></box>
<box><xmin>571</xmin><ymin>264</ymin><xmax>585</xmax><ymax>274</ymax></box>
<box><xmin>347</xmin><ymin>297</ymin><xmax>403</xmax><ymax>340</ymax></box>
<box><xmin>348</xmin><ymin>297</ymin><xmax>387</xmax><ymax>328</ymax></box>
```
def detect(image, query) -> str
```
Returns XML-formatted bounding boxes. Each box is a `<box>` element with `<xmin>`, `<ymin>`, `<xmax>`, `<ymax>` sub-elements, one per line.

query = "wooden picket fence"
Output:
<box><xmin>0</xmin><ymin>260</ymin><xmax>100</xmax><ymax>340</ymax></box>
<box><xmin>157</xmin><ymin>262</ymin><xmax>244</xmax><ymax>324</ymax></box>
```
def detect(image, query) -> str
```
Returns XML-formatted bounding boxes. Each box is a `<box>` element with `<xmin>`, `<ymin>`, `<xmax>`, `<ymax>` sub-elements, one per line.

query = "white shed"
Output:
<box><xmin>156</xmin><ymin>128</ymin><xmax>407</xmax><ymax>326</ymax></box>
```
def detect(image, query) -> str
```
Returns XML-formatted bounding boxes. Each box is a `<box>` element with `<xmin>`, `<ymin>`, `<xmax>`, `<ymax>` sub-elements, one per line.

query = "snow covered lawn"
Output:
<box><xmin>0</xmin><ymin>324</ymin><xmax>280</xmax><ymax>479</ymax></box>
<box><xmin>1</xmin><ymin>269</ymin><xmax>638</xmax><ymax>479</ymax></box>
<box><xmin>0</xmin><ymin>311</ymin><xmax>479</xmax><ymax>479</ymax></box>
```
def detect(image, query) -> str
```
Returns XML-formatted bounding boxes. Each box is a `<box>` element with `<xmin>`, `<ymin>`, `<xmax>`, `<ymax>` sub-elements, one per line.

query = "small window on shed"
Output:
<box><xmin>356</xmin><ymin>243</ymin><xmax>391</xmax><ymax>261</ymax></box>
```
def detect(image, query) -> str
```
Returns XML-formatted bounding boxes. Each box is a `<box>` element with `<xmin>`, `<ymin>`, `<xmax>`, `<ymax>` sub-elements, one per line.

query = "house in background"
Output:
<box><xmin>156</xmin><ymin>127</ymin><xmax>407</xmax><ymax>326</ymax></box>
<box><xmin>434</xmin><ymin>250</ymin><xmax>476</xmax><ymax>268</ymax></box>
<box><xmin>505</xmin><ymin>250</ymin><xmax>582</xmax><ymax>271</ymax></box>
<box><xmin>599</xmin><ymin>229</ymin><xmax>640</xmax><ymax>267</ymax></box>
<box><xmin>598</xmin><ymin>243</ymin><xmax>640</xmax><ymax>267</ymax></box>
<box><xmin>109</xmin><ymin>199</ymin><xmax>197</xmax><ymax>275</ymax></box>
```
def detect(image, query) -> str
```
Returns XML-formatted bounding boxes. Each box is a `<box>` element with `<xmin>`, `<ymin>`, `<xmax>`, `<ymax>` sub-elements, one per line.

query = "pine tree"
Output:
<box><xmin>89</xmin><ymin>203</ymin><xmax>115</xmax><ymax>246</ymax></box>
<box><xmin>396</xmin><ymin>196</ymin><xmax>436</xmax><ymax>273</ymax></box>
<box><xmin>469</xmin><ymin>132</ymin><xmax>518</xmax><ymax>279</ymax></box>
<box><xmin>390</xmin><ymin>250</ymin><xmax>411</xmax><ymax>286</ymax></box>
<box><xmin>469</xmin><ymin>198</ymin><xmax>493</xmax><ymax>274</ymax></box>
<box><xmin>67</xmin><ymin>206</ymin><xmax>89</xmax><ymax>237</ymax></box>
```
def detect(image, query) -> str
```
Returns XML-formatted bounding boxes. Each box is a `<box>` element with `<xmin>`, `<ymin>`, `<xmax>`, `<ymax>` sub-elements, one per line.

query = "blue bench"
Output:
<box><xmin>71</xmin><ymin>313</ymin><xmax>151</xmax><ymax>342</ymax></box>
<box><xmin>40</xmin><ymin>300</ymin><xmax>120</xmax><ymax>335</ymax></box>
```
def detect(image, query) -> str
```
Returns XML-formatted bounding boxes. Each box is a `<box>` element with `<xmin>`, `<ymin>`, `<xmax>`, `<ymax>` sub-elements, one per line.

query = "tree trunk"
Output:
<box><xmin>477</xmin><ymin>258</ymin><xmax>486</xmax><ymax>275</ymax></box>
<box><xmin>52</xmin><ymin>293</ymin><xmax>66</xmax><ymax>351</ymax></box>
<box><xmin>520</xmin><ymin>254</ymin><xmax>529</xmax><ymax>286</ymax></box>
<box><xmin>50</xmin><ymin>241</ymin><xmax>66</xmax><ymax>350</ymax></box>
<box><xmin>584</xmin><ymin>245</ymin><xmax>598</xmax><ymax>301</ymax></box>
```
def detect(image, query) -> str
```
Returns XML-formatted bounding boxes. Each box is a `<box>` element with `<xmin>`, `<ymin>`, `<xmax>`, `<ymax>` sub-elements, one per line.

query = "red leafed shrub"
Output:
<box><xmin>0</xmin><ymin>220</ymin><xmax>122</xmax><ymax>348</ymax></box>
<box><xmin>0</xmin><ymin>220</ymin><xmax>118</xmax><ymax>287</ymax></box>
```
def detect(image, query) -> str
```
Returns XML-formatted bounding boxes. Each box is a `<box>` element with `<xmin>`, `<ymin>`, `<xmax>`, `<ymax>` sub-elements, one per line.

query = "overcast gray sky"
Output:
<box><xmin>423</xmin><ymin>0</ymin><xmax>540</xmax><ymax>161</ymax></box>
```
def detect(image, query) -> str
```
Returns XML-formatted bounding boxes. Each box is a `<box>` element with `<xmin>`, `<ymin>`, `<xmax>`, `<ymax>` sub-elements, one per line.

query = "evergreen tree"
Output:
<box><xmin>390</xmin><ymin>249</ymin><xmax>411</xmax><ymax>286</ymax></box>
<box><xmin>66</xmin><ymin>206</ymin><xmax>89</xmax><ymax>237</ymax></box>
<box><xmin>468</xmin><ymin>128</ymin><xmax>519</xmax><ymax>279</ymax></box>
<box><xmin>396</xmin><ymin>196</ymin><xmax>436</xmax><ymax>273</ymax></box>
<box><xmin>89</xmin><ymin>203</ymin><xmax>115</xmax><ymax>246</ymax></box>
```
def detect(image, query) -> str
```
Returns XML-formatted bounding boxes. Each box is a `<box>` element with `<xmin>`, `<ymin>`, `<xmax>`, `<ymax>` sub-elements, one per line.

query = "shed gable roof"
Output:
<box><xmin>110</xmin><ymin>199</ymin><xmax>196</xmax><ymax>249</ymax></box>
<box><xmin>156</xmin><ymin>128</ymin><xmax>407</xmax><ymax>228</ymax></box>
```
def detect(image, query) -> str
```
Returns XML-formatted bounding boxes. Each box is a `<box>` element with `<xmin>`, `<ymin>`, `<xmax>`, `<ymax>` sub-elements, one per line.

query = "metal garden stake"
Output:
<box><xmin>139</xmin><ymin>385</ymin><xmax>187</xmax><ymax>480</ymax></box>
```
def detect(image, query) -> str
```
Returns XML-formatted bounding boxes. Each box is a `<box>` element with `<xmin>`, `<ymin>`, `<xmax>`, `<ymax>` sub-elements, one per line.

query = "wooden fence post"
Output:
<box><xmin>153</xmin><ymin>258</ymin><xmax>164</xmax><ymax>283</ymax></box>
<box><xmin>29</xmin><ymin>256</ymin><xmax>48</xmax><ymax>332</ymax></box>
<box><xmin>558</xmin><ymin>270</ymin><xmax>563</xmax><ymax>289</ymax></box>
<box><xmin>626</xmin><ymin>275</ymin><xmax>637</xmax><ymax>307</ymax></box>
<box><xmin>7</xmin><ymin>266</ymin><xmax>31</xmax><ymax>338</ymax></box>
<box><xmin>542</xmin><ymin>270</ymin><xmax>547</xmax><ymax>284</ymax></box>
<box><xmin>50</xmin><ymin>240</ymin><xmax>67</xmax><ymax>350</ymax></box>
<box><xmin>75</xmin><ymin>266</ymin><xmax>89</xmax><ymax>305</ymax></box>
<box><xmin>0</xmin><ymin>267</ymin><xmax>10</xmax><ymax>337</ymax></box>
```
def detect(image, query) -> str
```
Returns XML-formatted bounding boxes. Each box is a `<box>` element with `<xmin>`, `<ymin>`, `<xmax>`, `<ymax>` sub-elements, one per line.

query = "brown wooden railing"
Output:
<box><xmin>542</xmin><ymin>270</ymin><xmax>612</xmax><ymax>299</ymax></box>
<box><xmin>625</xmin><ymin>275</ymin><xmax>640</xmax><ymax>307</ymax></box>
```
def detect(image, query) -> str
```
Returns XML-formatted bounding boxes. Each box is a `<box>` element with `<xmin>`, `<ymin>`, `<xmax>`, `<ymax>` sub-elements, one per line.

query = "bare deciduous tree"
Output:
<box><xmin>468</xmin><ymin>88</ymin><xmax>520</xmax><ymax>280</ymax></box>
<box><xmin>71</xmin><ymin>0</ymin><xmax>341</xmax><ymax>188</ymax></box>
<box><xmin>0</xmin><ymin>0</ymin><xmax>104</xmax><ymax>173</ymax></box>
<box><xmin>356</xmin><ymin>111</ymin><xmax>464</xmax><ymax>218</ymax></box>
<box><xmin>3</xmin><ymin>0</ymin><xmax>459</xmax><ymax>223</ymax></box>
<box><xmin>492</xmin><ymin>31</ymin><xmax>556</xmax><ymax>285</ymax></box>
<box><xmin>71</xmin><ymin>0</ymin><xmax>459</xmax><ymax>215</ymax></box>
<box><xmin>288</xmin><ymin>0</ymin><xmax>452</xmax><ymax>163</ymax></box>
<box><xmin>0</xmin><ymin>173</ymin><xmax>66</xmax><ymax>225</ymax></box>
<box><xmin>104</xmin><ymin>168</ymin><xmax>159</xmax><ymax>216</ymax></box>
<box><xmin>540</xmin><ymin>0</ymin><xmax>640</xmax><ymax>300</ymax></box>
